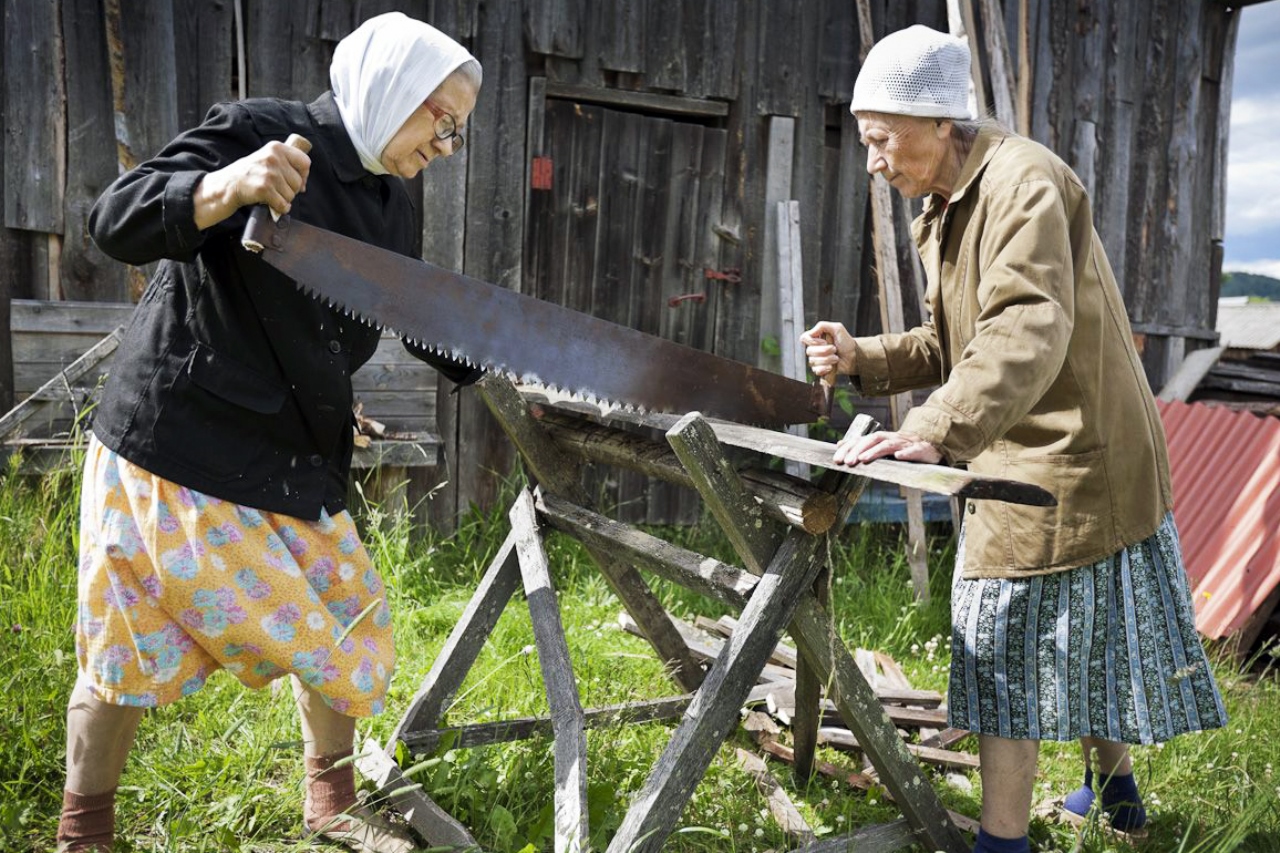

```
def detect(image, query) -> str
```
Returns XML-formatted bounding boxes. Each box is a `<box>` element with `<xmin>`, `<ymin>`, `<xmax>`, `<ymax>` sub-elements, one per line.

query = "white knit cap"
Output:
<box><xmin>850</xmin><ymin>25</ymin><xmax>973</xmax><ymax>120</ymax></box>
<box><xmin>330</xmin><ymin>12</ymin><xmax>478</xmax><ymax>175</ymax></box>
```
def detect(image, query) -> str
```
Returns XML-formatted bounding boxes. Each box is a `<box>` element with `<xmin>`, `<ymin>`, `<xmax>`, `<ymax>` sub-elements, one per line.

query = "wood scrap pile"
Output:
<box><xmin>620</xmin><ymin>609</ymin><xmax>983</xmax><ymax>844</ymax></box>
<box><xmin>617</xmin><ymin>611</ymin><xmax>978</xmax><ymax>774</ymax></box>
<box><xmin>1199</xmin><ymin>351</ymin><xmax>1280</xmax><ymax>415</ymax></box>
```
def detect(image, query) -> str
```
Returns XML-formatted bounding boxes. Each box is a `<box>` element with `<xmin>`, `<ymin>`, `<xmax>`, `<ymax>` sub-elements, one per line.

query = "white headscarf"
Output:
<box><xmin>330</xmin><ymin>12</ymin><xmax>477</xmax><ymax>175</ymax></box>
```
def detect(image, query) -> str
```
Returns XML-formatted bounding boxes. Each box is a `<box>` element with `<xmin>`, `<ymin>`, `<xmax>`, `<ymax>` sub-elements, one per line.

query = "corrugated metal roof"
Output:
<box><xmin>1216</xmin><ymin>301</ymin><xmax>1280</xmax><ymax>351</ymax></box>
<box><xmin>1158</xmin><ymin>400</ymin><xmax>1280</xmax><ymax>640</ymax></box>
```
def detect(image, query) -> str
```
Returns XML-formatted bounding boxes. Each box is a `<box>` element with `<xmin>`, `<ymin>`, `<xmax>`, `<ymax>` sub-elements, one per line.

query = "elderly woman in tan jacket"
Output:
<box><xmin>802</xmin><ymin>25</ymin><xmax>1226</xmax><ymax>853</ymax></box>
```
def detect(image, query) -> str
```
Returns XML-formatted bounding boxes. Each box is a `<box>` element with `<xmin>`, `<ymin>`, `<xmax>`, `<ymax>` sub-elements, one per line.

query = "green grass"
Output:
<box><xmin>2</xmin><ymin>462</ymin><xmax>1278</xmax><ymax>851</ymax></box>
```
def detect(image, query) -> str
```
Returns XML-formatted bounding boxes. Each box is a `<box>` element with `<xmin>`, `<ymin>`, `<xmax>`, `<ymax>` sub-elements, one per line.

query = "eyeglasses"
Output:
<box><xmin>423</xmin><ymin>100</ymin><xmax>465</xmax><ymax>152</ymax></box>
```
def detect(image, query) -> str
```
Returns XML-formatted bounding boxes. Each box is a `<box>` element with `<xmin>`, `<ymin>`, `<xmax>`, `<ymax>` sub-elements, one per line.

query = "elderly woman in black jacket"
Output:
<box><xmin>57</xmin><ymin>13</ymin><xmax>477</xmax><ymax>853</ymax></box>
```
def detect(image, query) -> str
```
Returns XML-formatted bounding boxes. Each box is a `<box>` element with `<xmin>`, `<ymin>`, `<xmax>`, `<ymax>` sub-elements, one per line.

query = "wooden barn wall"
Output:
<box><xmin>0</xmin><ymin>0</ymin><xmax>1240</xmax><ymax>525</ymax></box>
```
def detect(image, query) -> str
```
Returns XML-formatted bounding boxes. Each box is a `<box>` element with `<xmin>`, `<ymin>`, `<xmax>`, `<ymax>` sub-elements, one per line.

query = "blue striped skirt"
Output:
<box><xmin>949</xmin><ymin>513</ymin><xmax>1228</xmax><ymax>743</ymax></box>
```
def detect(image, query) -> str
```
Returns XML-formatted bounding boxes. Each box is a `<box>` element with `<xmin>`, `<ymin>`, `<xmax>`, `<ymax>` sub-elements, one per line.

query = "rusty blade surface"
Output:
<box><xmin>242</xmin><ymin>212</ymin><xmax>827</xmax><ymax>427</ymax></box>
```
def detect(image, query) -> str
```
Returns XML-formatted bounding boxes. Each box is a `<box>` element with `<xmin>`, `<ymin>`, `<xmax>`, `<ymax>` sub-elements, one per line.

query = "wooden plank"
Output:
<box><xmin>757</xmin><ymin>1</ymin><xmax>805</xmax><ymax>116</ymax></box>
<box><xmin>401</xmin><ymin>696</ymin><xmax>693</xmax><ymax>752</ymax></box>
<box><xmin>525</xmin><ymin>0</ymin><xmax>583</xmax><ymax>59</ymax></box>
<box><xmin>760</xmin><ymin>117</ymin><xmax>795</xmax><ymax>375</ymax></box>
<box><xmin>317</xmin><ymin>0</ymin><xmax>355</xmax><ymax>41</ymax></box>
<box><xmin>544</xmin><ymin>83</ymin><xmax>728</xmax><ymax>119</ymax></box>
<box><xmin>819</xmin><ymin>0</ymin><xmax>859</xmax><ymax>100</ymax></box>
<box><xmin>979</xmin><ymin>0</ymin><xmax>1017</xmax><ymax>127</ymax></box>
<box><xmin>784</xmin><ymin>818</ymin><xmax>918</xmax><ymax>853</ymax></box>
<box><xmin>533</xmin><ymin>411</ymin><xmax>836</xmax><ymax>533</ymax></box>
<box><xmin>350</xmin><ymin>439</ymin><xmax>441</xmax><ymax>470</ymax></box>
<box><xmin>555</xmin><ymin>99</ymin><xmax>604</xmax><ymax>315</ymax></box>
<box><xmin>509</xmin><ymin>489</ymin><xmax>589</xmax><ymax>853</ymax></box>
<box><xmin>598</xmin><ymin>1</ymin><xmax>644</xmax><ymax>73</ymax></box>
<box><xmin>354</xmin><ymin>738</ymin><xmax>478</xmax><ymax>849</ymax></box>
<box><xmin>524</xmin><ymin>79</ymin><xmax>554</xmax><ymax>302</ymax></box>
<box><xmin>531</xmin><ymin>399</ymin><xmax>1054</xmax><ymax>506</ymax></box>
<box><xmin>776</xmin><ymin>200</ymin><xmax>809</xmax><ymax>479</ymax></box>
<box><xmin>390</xmin><ymin>531</ymin><xmax>521</xmax><ymax>742</ymax></box>
<box><xmin>60</xmin><ymin>0</ymin><xmax>129</xmax><ymax>302</ymax></box>
<box><xmin>736</xmin><ymin>749</ymin><xmax>816</xmax><ymax>846</ymax></box>
<box><xmin>1158</xmin><ymin>346</ymin><xmax>1225</xmax><ymax>402</ymax></box>
<box><xmin>478</xmin><ymin>376</ymin><xmax>705</xmax><ymax>692</ymax></box>
<box><xmin>818</xmin><ymin>728</ymin><xmax>982</xmax><ymax>771</ymax></box>
<box><xmin>0</xmin><ymin>328</ymin><xmax>122</xmax><ymax>441</ymax></box>
<box><xmin>173</xmin><ymin>0</ymin><xmax>235</xmax><ymax>130</ymax></box>
<box><xmin>538</xmin><ymin>491</ymin><xmax>758</xmax><ymax>610</ymax></box>
<box><xmin>684</xmin><ymin>0</ymin><xmax>739</xmax><ymax>100</ymax></box>
<box><xmin>106</xmin><ymin>0</ymin><xmax>179</xmax><ymax>168</ymax></box>
<box><xmin>657</xmin><ymin>123</ymin><xmax>707</xmax><ymax>350</ymax></box>
<box><xmin>3</xmin><ymin>0</ymin><xmax>64</xmax><ymax>232</ymax></box>
<box><xmin>9</xmin><ymin>299</ymin><xmax>133</xmax><ymax>333</ymax></box>
<box><xmin>645</xmin><ymin>0</ymin><xmax>686</xmax><ymax>91</ymax></box>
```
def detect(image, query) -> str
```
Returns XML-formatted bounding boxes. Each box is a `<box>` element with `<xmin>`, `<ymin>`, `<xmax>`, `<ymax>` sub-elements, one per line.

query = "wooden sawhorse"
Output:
<box><xmin>358</xmin><ymin>375</ymin><xmax>1052</xmax><ymax>852</ymax></box>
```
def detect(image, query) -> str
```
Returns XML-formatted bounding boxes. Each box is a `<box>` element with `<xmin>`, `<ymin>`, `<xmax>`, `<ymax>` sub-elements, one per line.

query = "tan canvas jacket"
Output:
<box><xmin>851</xmin><ymin>128</ymin><xmax>1173</xmax><ymax>579</ymax></box>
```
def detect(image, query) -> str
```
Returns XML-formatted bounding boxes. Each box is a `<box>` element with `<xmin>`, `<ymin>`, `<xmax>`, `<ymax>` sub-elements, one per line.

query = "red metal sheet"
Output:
<box><xmin>1158</xmin><ymin>400</ymin><xmax>1280</xmax><ymax>639</ymax></box>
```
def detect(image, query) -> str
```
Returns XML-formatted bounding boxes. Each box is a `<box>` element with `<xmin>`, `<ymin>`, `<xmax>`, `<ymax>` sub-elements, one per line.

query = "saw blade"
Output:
<box><xmin>242</xmin><ymin>211</ymin><xmax>827</xmax><ymax>427</ymax></box>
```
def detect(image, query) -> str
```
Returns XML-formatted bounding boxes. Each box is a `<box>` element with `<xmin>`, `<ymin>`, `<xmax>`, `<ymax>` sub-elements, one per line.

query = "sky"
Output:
<box><xmin>1224</xmin><ymin>2</ymin><xmax>1280</xmax><ymax>277</ymax></box>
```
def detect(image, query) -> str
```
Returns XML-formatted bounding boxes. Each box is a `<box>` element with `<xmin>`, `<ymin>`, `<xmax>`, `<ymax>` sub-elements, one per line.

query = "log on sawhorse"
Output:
<box><xmin>361</xmin><ymin>374</ymin><xmax>1053</xmax><ymax>852</ymax></box>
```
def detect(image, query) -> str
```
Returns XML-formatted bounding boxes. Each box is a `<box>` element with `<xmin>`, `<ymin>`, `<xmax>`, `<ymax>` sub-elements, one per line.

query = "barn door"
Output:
<box><xmin>524</xmin><ymin>89</ymin><xmax>730</xmax><ymax>523</ymax></box>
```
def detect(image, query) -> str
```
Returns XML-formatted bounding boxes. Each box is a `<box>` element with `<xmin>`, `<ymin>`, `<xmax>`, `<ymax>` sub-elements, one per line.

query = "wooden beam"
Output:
<box><xmin>0</xmin><ymin>326</ymin><xmax>121</xmax><ymax>441</ymax></box>
<box><xmin>390</xmin><ymin>531</ymin><xmax>522</xmax><ymax>744</ymax></box>
<box><xmin>510</xmin><ymin>489</ymin><xmax>589</xmax><ymax>853</ymax></box>
<box><xmin>736</xmin><ymin>748</ymin><xmax>815</xmax><ymax>846</ymax></box>
<box><xmin>543</xmin><ymin>81</ymin><xmax>729</xmax><ymax>117</ymax></box>
<box><xmin>536</xmin><ymin>492</ymin><xmax>758</xmax><ymax>610</ymax></box>
<box><xmin>354</xmin><ymin>738</ymin><xmax>478</xmax><ymax>850</ymax></box>
<box><xmin>1158</xmin><ymin>345</ymin><xmax>1225</xmax><ymax>402</ymax></box>
<box><xmin>532</xmin><ymin>409</ymin><xmax>839</xmax><ymax>533</ymax></box>
<box><xmin>519</xmin><ymin>392</ymin><xmax>1056</xmax><ymax>506</ymax></box>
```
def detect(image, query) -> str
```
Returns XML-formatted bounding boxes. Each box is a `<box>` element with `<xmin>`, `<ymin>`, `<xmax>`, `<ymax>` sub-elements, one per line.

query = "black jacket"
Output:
<box><xmin>88</xmin><ymin>93</ymin><xmax>475</xmax><ymax>519</ymax></box>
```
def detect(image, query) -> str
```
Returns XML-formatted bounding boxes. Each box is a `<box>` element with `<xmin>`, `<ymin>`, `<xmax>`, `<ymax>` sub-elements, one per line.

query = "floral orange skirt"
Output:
<box><xmin>75</xmin><ymin>435</ymin><xmax>394</xmax><ymax>716</ymax></box>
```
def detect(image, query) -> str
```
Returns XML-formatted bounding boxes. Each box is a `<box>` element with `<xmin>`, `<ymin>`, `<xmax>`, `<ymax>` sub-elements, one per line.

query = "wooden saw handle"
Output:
<box><xmin>241</xmin><ymin>133</ymin><xmax>312</xmax><ymax>253</ymax></box>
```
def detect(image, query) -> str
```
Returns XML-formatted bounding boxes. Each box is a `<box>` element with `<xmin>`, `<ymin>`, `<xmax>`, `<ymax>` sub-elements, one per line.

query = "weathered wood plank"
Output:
<box><xmin>354</xmin><ymin>738</ymin><xmax>478</xmax><ymax>849</ymax></box>
<box><xmin>525</xmin><ymin>396</ymin><xmax>1054</xmax><ymax>506</ymax></box>
<box><xmin>174</xmin><ymin>0</ymin><xmax>235</xmax><ymax>130</ymax></box>
<box><xmin>533</xmin><ymin>410</ymin><xmax>837</xmax><ymax>533</ymax></box>
<box><xmin>401</xmin><ymin>696</ymin><xmax>693</xmax><ymax>752</ymax></box>
<box><xmin>0</xmin><ymin>327</ymin><xmax>122</xmax><ymax>441</ymax></box>
<box><xmin>784</xmin><ymin>818</ymin><xmax>918</xmax><ymax>853</ymax></box>
<box><xmin>60</xmin><ymin>0</ymin><xmax>129</xmax><ymax>302</ymax></box>
<box><xmin>390</xmin><ymin>530</ymin><xmax>521</xmax><ymax>743</ymax></box>
<box><xmin>759</xmin><ymin>116</ymin><xmax>795</xmax><ymax>375</ymax></box>
<box><xmin>106</xmin><ymin>0</ymin><xmax>180</xmax><ymax>167</ymax></box>
<box><xmin>537</xmin><ymin>491</ymin><xmax>757</xmax><ymax>610</ymax></box>
<box><xmin>684</xmin><ymin>0</ymin><xmax>739</xmax><ymax>100</ymax></box>
<box><xmin>525</xmin><ymin>0</ymin><xmax>583</xmax><ymax>59</ymax></box>
<box><xmin>736</xmin><ymin>748</ymin><xmax>816</xmax><ymax>846</ymax></box>
<box><xmin>510</xmin><ymin>489</ymin><xmax>589</xmax><ymax>853</ymax></box>
<box><xmin>4</xmin><ymin>0</ymin><xmax>64</xmax><ymax>233</ymax></box>
<box><xmin>1158</xmin><ymin>345</ymin><xmax>1225</xmax><ymax>402</ymax></box>
<box><xmin>598</xmin><ymin>0</ymin><xmax>644</xmax><ymax>73</ymax></box>
<box><xmin>645</xmin><ymin>0</ymin><xmax>687</xmax><ymax>91</ymax></box>
<box><xmin>401</xmin><ymin>680</ymin><xmax>798</xmax><ymax>753</ymax></box>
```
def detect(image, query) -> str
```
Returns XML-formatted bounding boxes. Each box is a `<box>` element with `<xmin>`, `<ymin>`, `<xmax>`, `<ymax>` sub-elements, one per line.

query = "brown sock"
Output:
<box><xmin>56</xmin><ymin>788</ymin><xmax>116</xmax><ymax>852</ymax></box>
<box><xmin>304</xmin><ymin>750</ymin><xmax>357</xmax><ymax>831</ymax></box>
